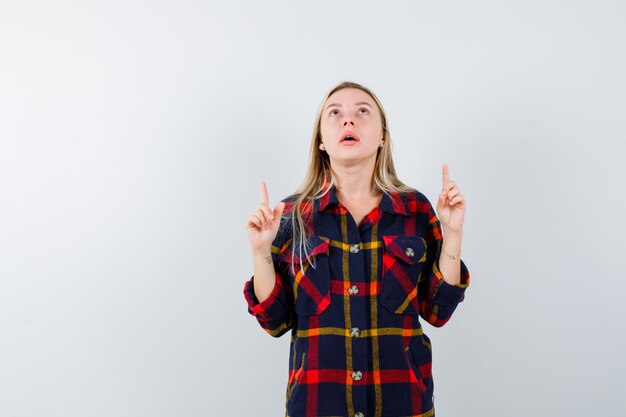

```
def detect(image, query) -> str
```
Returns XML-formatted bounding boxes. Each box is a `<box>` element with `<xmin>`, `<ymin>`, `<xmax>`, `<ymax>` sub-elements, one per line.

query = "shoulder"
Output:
<box><xmin>278</xmin><ymin>192</ymin><xmax>318</xmax><ymax>218</ymax></box>
<box><xmin>278</xmin><ymin>193</ymin><xmax>299</xmax><ymax>216</ymax></box>
<box><xmin>413</xmin><ymin>189</ymin><xmax>433</xmax><ymax>206</ymax></box>
<box><xmin>399</xmin><ymin>186</ymin><xmax>427</xmax><ymax>202</ymax></box>
<box><xmin>400</xmin><ymin>187</ymin><xmax>438</xmax><ymax>218</ymax></box>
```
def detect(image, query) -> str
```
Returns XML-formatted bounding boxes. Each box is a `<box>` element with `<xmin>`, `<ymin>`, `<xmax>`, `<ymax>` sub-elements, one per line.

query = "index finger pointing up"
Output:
<box><xmin>442</xmin><ymin>163</ymin><xmax>450</xmax><ymax>186</ymax></box>
<box><xmin>260</xmin><ymin>180</ymin><xmax>269</xmax><ymax>206</ymax></box>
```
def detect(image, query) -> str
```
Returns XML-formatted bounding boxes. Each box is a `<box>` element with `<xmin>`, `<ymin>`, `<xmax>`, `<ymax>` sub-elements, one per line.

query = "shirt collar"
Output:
<box><xmin>318</xmin><ymin>182</ymin><xmax>410</xmax><ymax>216</ymax></box>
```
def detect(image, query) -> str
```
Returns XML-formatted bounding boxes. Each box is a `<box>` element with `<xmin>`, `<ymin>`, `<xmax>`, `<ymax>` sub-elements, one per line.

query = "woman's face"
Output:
<box><xmin>319</xmin><ymin>88</ymin><xmax>384</xmax><ymax>165</ymax></box>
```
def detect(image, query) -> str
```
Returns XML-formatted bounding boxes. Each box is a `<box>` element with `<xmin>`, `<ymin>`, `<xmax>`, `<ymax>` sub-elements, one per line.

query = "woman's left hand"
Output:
<box><xmin>436</xmin><ymin>163</ymin><xmax>465</xmax><ymax>235</ymax></box>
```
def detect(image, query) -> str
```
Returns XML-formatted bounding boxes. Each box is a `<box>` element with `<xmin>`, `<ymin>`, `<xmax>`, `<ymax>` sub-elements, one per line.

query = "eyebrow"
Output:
<box><xmin>325</xmin><ymin>101</ymin><xmax>373</xmax><ymax>111</ymax></box>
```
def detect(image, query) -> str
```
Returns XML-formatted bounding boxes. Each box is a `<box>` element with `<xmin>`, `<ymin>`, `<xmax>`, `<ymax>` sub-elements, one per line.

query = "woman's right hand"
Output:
<box><xmin>246</xmin><ymin>181</ymin><xmax>286</xmax><ymax>253</ymax></box>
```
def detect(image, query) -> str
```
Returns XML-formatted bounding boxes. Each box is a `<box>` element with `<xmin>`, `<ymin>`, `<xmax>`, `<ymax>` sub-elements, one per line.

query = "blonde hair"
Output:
<box><xmin>284</xmin><ymin>81</ymin><xmax>414</xmax><ymax>274</ymax></box>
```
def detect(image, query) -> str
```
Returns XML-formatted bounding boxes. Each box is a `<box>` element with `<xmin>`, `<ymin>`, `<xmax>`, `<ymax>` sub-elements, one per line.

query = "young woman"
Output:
<box><xmin>244</xmin><ymin>81</ymin><xmax>470</xmax><ymax>417</ymax></box>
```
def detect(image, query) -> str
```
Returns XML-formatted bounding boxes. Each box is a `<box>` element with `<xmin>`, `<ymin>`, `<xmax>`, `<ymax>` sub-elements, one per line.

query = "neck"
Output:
<box><xmin>331</xmin><ymin>159</ymin><xmax>378</xmax><ymax>199</ymax></box>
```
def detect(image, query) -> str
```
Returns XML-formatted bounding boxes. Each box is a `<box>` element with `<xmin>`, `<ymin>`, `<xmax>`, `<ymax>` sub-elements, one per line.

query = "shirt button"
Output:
<box><xmin>349</xmin><ymin>244</ymin><xmax>360</xmax><ymax>253</ymax></box>
<box><xmin>352</xmin><ymin>370</ymin><xmax>362</xmax><ymax>381</ymax></box>
<box><xmin>350</xmin><ymin>327</ymin><xmax>360</xmax><ymax>337</ymax></box>
<box><xmin>406</xmin><ymin>247</ymin><xmax>414</xmax><ymax>258</ymax></box>
<box><xmin>348</xmin><ymin>285</ymin><xmax>359</xmax><ymax>295</ymax></box>
<box><xmin>355</xmin><ymin>413</ymin><xmax>364</xmax><ymax>417</ymax></box>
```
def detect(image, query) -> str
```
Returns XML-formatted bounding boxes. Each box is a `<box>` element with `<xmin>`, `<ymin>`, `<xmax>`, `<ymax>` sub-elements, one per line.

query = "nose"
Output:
<box><xmin>343</xmin><ymin>120</ymin><xmax>355</xmax><ymax>126</ymax></box>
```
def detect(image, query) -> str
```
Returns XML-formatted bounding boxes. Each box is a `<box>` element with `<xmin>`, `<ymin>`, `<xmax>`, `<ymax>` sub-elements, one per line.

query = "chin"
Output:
<box><xmin>330</xmin><ymin>151</ymin><xmax>378</xmax><ymax>165</ymax></box>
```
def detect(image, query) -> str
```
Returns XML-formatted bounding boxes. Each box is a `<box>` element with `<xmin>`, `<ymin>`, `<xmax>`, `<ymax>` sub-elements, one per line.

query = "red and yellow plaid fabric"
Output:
<box><xmin>243</xmin><ymin>185</ymin><xmax>470</xmax><ymax>417</ymax></box>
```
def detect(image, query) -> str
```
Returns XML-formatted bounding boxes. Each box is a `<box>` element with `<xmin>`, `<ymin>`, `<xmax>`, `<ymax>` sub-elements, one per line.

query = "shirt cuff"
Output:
<box><xmin>432</xmin><ymin>258</ymin><xmax>470</xmax><ymax>306</ymax></box>
<box><xmin>243</xmin><ymin>273</ymin><xmax>286</xmax><ymax>321</ymax></box>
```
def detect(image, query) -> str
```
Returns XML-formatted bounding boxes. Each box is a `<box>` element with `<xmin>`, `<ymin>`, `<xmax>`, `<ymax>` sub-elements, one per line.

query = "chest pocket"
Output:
<box><xmin>279</xmin><ymin>235</ymin><xmax>331</xmax><ymax>316</ymax></box>
<box><xmin>380</xmin><ymin>235</ymin><xmax>427</xmax><ymax>316</ymax></box>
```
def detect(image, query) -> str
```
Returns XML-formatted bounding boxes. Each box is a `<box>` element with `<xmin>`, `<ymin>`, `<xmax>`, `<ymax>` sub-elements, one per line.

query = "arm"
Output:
<box><xmin>251</xmin><ymin>248</ymin><xmax>280</xmax><ymax>303</ymax></box>
<box><xmin>439</xmin><ymin>230</ymin><xmax>463</xmax><ymax>286</ymax></box>
<box><xmin>243</xmin><ymin>181</ymin><xmax>293</xmax><ymax>337</ymax></box>
<box><xmin>243</xmin><ymin>243</ymin><xmax>294</xmax><ymax>337</ymax></box>
<box><xmin>418</xmin><ymin>201</ymin><xmax>470</xmax><ymax>328</ymax></box>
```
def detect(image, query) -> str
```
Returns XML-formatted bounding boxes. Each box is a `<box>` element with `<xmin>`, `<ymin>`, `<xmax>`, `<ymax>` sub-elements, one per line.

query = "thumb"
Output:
<box><xmin>437</xmin><ymin>192</ymin><xmax>446</xmax><ymax>210</ymax></box>
<box><xmin>273</xmin><ymin>201</ymin><xmax>285</xmax><ymax>221</ymax></box>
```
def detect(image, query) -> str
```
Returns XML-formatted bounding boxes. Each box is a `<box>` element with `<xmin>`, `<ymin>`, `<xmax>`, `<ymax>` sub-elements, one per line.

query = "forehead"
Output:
<box><xmin>326</xmin><ymin>88</ymin><xmax>374</xmax><ymax>105</ymax></box>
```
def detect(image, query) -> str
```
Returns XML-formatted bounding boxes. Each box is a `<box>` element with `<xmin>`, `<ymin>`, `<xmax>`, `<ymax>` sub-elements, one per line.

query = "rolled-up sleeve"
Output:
<box><xmin>243</xmin><ymin>243</ymin><xmax>294</xmax><ymax>338</ymax></box>
<box><xmin>418</xmin><ymin>199</ymin><xmax>470</xmax><ymax>327</ymax></box>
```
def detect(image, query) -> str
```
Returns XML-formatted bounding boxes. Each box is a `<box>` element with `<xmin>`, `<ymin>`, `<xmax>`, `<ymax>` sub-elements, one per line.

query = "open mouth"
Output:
<box><xmin>340</xmin><ymin>133</ymin><xmax>360</xmax><ymax>142</ymax></box>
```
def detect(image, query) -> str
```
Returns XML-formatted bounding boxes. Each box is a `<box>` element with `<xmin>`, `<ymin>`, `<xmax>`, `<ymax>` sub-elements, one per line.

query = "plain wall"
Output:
<box><xmin>1</xmin><ymin>0</ymin><xmax>625</xmax><ymax>416</ymax></box>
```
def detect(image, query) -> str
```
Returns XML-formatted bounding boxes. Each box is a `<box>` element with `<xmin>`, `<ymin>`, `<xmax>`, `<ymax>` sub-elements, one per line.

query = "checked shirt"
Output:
<box><xmin>243</xmin><ymin>184</ymin><xmax>470</xmax><ymax>417</ymax></box>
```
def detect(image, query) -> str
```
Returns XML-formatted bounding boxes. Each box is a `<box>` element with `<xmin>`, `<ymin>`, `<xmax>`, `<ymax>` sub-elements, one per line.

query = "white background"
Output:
<box><xmin>1</xmin><ymin>1</ymin><xmax>625</xmax><ymax>416</ymax></box>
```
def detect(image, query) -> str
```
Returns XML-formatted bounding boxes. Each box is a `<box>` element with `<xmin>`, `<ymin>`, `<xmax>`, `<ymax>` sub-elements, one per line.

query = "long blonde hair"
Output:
<box><xmin>284</xmin><ymin>81</ymin><xmax>414</xmax><ymax>273</ymax></box>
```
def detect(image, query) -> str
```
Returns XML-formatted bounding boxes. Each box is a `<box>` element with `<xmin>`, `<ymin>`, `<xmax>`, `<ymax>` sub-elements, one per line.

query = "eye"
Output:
<box><xmin>329</xmin><ymin>109</ymin><xmax>340</xmax><ymax>116</ymax></box>
<box><xmin>358</xmin><ymin>108</ymin><xmax>370</xmax><ymax>115</ymax></box>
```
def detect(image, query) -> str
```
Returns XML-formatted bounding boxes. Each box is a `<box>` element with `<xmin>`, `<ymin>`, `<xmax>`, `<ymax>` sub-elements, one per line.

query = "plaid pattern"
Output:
<box><xmin>244</xmin><ymin>185</ymin><xmax>470</xmax><ymax>417</ymax></box>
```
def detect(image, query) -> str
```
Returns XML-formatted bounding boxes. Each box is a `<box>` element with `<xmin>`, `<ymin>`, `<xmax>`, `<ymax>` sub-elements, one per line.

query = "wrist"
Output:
<box><xmin>442</xmin><ymin>228</ymin><xmax>463</xmax><ymax>239</ymax></box>
<box><xmin>440</xmin><ymin>247</ymin><xmax>461</xmax><ymax>261</ymax></box>
<box><xmin>441</xmin><ymin>234</ymin><xmax>462</xmax><ymax>261</ymax></box>
<box><xmin>252</xmin><ymin>247</ymin><xmax>273</xmax><ymax>258</ymax></box>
